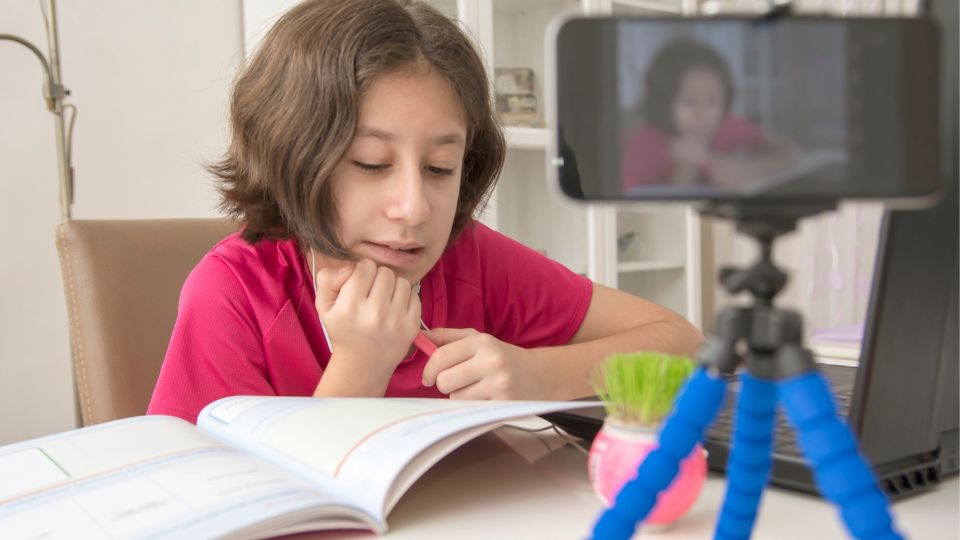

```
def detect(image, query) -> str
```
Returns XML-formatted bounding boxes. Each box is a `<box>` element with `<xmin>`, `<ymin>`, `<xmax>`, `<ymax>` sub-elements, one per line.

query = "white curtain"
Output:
<box><xmin>709</xmin><ymin>203</ymin><xmax>883</xmax><ymax>341</ymax></box>
<box><xmin>789</xmin><ymin>204</ymin><xmax>884</xmax><ymax>340</ymax></box>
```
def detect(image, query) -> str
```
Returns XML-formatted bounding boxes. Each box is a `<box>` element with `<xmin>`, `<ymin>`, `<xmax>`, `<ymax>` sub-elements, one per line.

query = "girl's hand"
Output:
<box><xmin>670</xmin><ymin>137</ymin><xmax>711</xmax><ymax>168</ymax></box>
<box><xmin>420</xmin><ymin>328</ymin><xmax>552</xmax><ymax>400</ymax></box>
<box><xmin>314</xmin><ymin>259</ymin><xmax>421</xmax><ymax>379</ymax></box>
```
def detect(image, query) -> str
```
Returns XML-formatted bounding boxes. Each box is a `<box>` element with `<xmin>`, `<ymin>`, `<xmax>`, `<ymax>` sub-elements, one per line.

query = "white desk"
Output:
<box><xmin>301</xmin><ymin>428</ymin><xmax>959</xmax><ymax>539</ymax></box>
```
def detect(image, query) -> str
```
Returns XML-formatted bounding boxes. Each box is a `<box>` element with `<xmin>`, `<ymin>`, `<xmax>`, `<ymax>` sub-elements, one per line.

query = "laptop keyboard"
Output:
<box><xmin>706</xmin><ymin>384</ymin><xmax>854</xmax><ymax>459</ymax></box>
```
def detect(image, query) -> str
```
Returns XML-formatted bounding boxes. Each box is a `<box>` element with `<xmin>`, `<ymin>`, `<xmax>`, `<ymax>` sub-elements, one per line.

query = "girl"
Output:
<box><xmin>621</xmin><ymin>38</ymin><xmax>797</xmax><ymax>192</ymax></box>
<box><xmin>148</xmin><ymin>0</ymin><xmax>702</xmax><ymax>423</ymax></box>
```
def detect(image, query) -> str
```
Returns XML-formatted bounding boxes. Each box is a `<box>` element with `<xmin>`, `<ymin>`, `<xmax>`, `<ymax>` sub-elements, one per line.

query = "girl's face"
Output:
<box><xmin>328</xmin><ymin>68</ymin><xmax>466</xmax><ymax>284</ymax></box>
<box><xmin>672</xmin><ymin>66</ymin><xmax>726</xmax><ymax>140</ymax></box>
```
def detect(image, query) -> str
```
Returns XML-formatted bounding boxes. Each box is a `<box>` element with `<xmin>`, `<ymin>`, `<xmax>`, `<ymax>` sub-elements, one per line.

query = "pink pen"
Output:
<box><xmin>413</xmin><ymin>331</ymin><xmax>437</xmax><ymax>357</ymax></box>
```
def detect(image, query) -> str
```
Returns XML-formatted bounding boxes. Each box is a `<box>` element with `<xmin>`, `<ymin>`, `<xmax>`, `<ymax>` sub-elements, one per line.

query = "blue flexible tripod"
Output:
<box><xmin>592</xmin><ymin>207</ymin><xmax>902</xmax><ymax>540</ymax></box>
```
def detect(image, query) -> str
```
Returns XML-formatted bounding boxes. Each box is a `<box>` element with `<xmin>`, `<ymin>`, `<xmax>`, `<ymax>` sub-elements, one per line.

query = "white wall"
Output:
<box><xmin>0</xmin><ymin>0</ymin><xmax>243</xmax><ymax>444</ymax></box>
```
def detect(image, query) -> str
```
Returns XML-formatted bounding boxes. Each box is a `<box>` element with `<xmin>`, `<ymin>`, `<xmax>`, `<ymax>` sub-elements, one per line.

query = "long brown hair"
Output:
<box><xmin>210</xmin><ymin>0</ymin><xmax>505</xmax><ymax>257</ymax></box>
<box><xmin>640</xmin><ymin>38</ymin><xmax>735</xmax><ymax>135</ymax></box>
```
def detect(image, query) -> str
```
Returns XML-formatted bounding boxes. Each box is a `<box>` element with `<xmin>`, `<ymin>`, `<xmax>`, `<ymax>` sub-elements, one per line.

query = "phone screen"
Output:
<box><xmin>553</xmin><ymin>17</ymin><xmax>941</xmax><ymax>203</ymax></box>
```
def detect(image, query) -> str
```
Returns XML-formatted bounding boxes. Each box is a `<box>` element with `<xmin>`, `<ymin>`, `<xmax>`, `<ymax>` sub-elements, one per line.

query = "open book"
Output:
<box><xmin>0</xmin><ymin>396</ymin><xmax>594</xmax><ymax>539</ymax></box>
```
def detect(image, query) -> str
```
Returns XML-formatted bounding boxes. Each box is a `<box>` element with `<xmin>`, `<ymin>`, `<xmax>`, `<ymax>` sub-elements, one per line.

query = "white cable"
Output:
<box><xmin>413</xmin><ymin>282</ymin><xmax>429</xmax><ymax>330</ymax></box>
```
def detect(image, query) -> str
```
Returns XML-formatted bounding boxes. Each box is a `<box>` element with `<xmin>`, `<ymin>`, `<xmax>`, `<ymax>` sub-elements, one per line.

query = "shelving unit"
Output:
<box><xmin>503</xmin><ymin>126</ymin><xmax>551</xmax><ymax>149</ymax></box>
<box><xmin>618</xmin><ymin>260</ymin><xmax>686</xmax><ymax>272</ymax></box>
<box><xmin>458</xmin><ymin>0</ymin><xmax>701</xmax><ymax>325</ymax></box>
<box><xmin>444</xmin><ymin>0</ymin><xmax>704</xmax><ymax>325</ymax></box>
<box><xmin>484</xmin><ymin>0</ymin><xmax>590</xmax><ymax>275</ymax></box>
<box><xmin>240</xmin><ymin>0</ymin><xmax>704</xmax><ymax>327</ymax></box>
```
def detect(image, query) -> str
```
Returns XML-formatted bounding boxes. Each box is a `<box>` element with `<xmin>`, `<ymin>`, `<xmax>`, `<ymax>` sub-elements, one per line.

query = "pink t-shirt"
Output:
<box><xmin>620</xmin><ymin>116</ymin><xmax>766</xmax><ymax>192</ymax></box>
<box><xmin>147</xmin><ymin>221</ymin><xmax>593</xmax><ymax>423</ymax></box>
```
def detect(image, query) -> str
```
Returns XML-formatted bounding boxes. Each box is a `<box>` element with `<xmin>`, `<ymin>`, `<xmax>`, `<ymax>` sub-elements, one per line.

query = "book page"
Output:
<box><xmin>197</xmin><ymin>396</ymin><xmax>596</xmax><ymax>522</ymax></box>
<box><xmin>741</xmin><ymin>148</ymin><xmax>848</xmax><ymax>195</ymax></box>
<box><xmin>0</xmin><ymin>416</ymin><xmax>375</xmax><ymax>539</ymax></box>
<box><xmin>0</xmin><ymin>446</ymin><xmax>373</xmax><ymax>539</ymax></box>
<box><xmin>203</xmin><ymin>398</ymin><xmax>468</xmax><ymax>478</ymax></box>
<box><xmin>0</xmin><ymin>416</ymin><xmax>219</xmax><ymax>501</ymax></box>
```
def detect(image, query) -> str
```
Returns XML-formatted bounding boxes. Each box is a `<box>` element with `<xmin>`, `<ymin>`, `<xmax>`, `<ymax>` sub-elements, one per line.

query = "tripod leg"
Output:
<box><xmin>592</xmin><ymin>367</ymin><xmax>727</xmax><ymax>539</ymax></box>
<box><xmin>780</xmin><ymin>369</ymin><xmax>903</xmax><ymax>540</ymax></box>
<box><xmin>715</xmin><ymin>372</ymin><xmax>777</xmax><ymax>540</ymax></box>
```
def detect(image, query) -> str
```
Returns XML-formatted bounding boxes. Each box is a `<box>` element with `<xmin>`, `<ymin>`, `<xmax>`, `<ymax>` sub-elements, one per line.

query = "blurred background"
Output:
<box><xmin>0</xmin><ymin>0</ymin><xmax>925</xmax><ymax>445</ymax></box>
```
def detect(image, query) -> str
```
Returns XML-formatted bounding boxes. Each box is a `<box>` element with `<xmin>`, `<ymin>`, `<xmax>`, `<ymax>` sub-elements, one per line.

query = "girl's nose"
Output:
<box><xmin>384</xmin><ymin>165</ymin><xmax>431</xmax><ymax>225</ymax></box>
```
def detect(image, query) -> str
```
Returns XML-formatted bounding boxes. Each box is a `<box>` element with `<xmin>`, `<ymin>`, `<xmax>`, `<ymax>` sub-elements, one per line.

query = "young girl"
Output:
<box><xmin>621</xmin><ymin>38</ymin><xmax>797</xmax><ymax>193</ymax></box>
<box><xmin>148</xmin><ymin>0</ymin><xmax>702</xmax><ymax>423</ymax></box>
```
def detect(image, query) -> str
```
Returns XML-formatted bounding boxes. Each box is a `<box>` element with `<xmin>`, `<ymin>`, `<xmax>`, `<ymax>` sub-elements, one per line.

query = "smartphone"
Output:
<box><xmin>548</xmin><ymin>16</ymin><xmax>941</xmax><ymax>205</ymax></box>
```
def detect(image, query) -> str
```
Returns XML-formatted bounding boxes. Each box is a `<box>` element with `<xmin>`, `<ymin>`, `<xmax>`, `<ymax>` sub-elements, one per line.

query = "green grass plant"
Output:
<box><xmin>591</xmin><ymin>352</ymin><xmax>695</xmax><ymax>427</ymax></box>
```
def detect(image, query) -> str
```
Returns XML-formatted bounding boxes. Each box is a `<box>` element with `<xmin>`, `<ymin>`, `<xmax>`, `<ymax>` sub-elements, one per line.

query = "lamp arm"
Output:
<box><xmin>0</xmin><ymin>24</ymin><xmax>73</xmax><ymax>221</ymax></box>
<box><xmin>0</xmin><ymin>33</ymin><xmax>51</xmax><ymax>75</ymax></box>
<box><xmin>0</xmin><ymin>34</ymin><xmax>68</xmax><ymax>111</ymax></box>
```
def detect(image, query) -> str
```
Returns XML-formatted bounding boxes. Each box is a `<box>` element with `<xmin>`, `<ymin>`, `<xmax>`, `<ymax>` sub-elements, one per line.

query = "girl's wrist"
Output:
<box><xmin>526</xmin><ymin>347</ymin><xmax>574</xmax><ymax>400</ymax></box>
<box><xmin>313</xmin><ymin>352</ymin><xmax>393</xmax><ymax>397</ymax></box>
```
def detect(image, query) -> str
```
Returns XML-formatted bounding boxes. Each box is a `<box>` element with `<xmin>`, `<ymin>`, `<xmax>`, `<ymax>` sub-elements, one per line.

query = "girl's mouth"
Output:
<box><xmin>363</xmin><ymin>242</ymin><xmax>425</xmax><ymax>267</ymax></box>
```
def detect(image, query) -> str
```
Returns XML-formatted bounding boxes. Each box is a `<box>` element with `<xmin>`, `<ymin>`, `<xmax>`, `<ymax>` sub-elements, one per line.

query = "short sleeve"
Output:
<box><xmin>147</xmin><ymin>255</ymin><xmax>276</xmax><ymax>423</ymax></box>
<box><xmin>475</xmin><ymin>226</ymin><xmax>593</xmax><ymax>348</ymax></box>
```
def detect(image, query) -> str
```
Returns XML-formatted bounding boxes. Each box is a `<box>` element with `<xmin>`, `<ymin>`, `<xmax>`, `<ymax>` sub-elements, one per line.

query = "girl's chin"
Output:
<box><xmin>353</xmin><ymin>246</ymin><xmax>438</xmax><ymax>283</ymax></box>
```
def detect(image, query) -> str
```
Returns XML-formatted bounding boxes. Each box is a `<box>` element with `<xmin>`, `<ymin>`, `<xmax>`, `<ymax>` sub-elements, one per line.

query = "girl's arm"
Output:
<box><xmin>529</xmin><ymin>282</ymin><xmax>703</xmax><ymax>399</ymax></box>
<box><xmin>708</xmin><ymin>134</ymin><xmax>800</xmax><ymax>189</ymax></box>
<box><xmin>421</xmin><ymin>283</ymin><xmax>703</xmax><ymax>401</ymax></box>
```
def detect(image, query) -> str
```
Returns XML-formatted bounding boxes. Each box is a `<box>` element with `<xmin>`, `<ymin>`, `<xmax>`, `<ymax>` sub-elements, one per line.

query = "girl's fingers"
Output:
<box><xmin>432</xmin><ymin>356</ymin><xmax>484</xmax><ymax>395</ymax></box>
<box><xmin>422</xmin><ymin>327</ymin><xmax>478</xmax><ymax>346</ymax></box>
<box><xmin>392</xmin><ymin>276</ymin><xmax>412</xmax><ymax>308</ymax></box>
<box><xmin>421</xmin><ymin>332</ymin><xmax>479</xmax><ymax>386</ymax></box>
<box><xmin>368</xmin><ymin>264</ymin><xmax>397</xmax><ymax>304</ymax></box>
<box><xmin>449</xmin><ymin>380</ymin><xmax>488</xmax><ymax>400</ymax></box>
<box><xmin>313</xmin><ymin>263</ymin><xmax>355</xmax><ymax>313</ymax></box>
<box><xmin>337</xmin><ymin>258</ymin><xmax>377</xmax><ymax>304</ymax></box>
<box><xmin>407</xmin><ymin>293</ymin><xmax>422</xmax><ymax>325</ymax></box>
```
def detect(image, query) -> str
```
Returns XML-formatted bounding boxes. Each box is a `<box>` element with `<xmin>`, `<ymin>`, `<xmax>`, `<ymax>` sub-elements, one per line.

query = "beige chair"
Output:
<box><xmin>56</xmin><ymin>218</ymin><xmax>237</xmax><ymax>426</ymax></box>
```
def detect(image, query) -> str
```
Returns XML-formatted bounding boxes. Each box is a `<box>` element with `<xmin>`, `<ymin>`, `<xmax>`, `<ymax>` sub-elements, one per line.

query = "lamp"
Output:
<box><xmin>1</xmin><ymin>0</ymin><xmax>74</xmax><ymax>221</ymax></box>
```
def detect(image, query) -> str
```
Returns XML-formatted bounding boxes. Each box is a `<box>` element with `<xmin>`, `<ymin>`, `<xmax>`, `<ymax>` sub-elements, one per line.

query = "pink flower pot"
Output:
<box><xmin>588</xmin><ymin>420</ymin><xmax>707</xmax><ymax>527</ymax></box>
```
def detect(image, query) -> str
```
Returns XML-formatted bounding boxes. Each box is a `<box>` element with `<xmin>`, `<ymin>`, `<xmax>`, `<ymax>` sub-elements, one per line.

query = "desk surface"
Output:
<box><xmin>301</xmin><ymin>427</ymin><xmax>959</xmax><ymax>540</ymax></box>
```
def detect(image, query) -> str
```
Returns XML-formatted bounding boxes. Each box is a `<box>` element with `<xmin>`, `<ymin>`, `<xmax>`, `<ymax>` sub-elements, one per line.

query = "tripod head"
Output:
<box><xmin>700</xmin><ymin>202</ymin><xmax>836</xmax><ymax>303</ymax></box>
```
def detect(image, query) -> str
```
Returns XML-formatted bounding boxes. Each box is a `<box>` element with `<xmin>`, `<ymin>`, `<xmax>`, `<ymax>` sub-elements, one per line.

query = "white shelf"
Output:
<box><xmin>610</xmin><ymin>0</ymin><xmax>687</xmax><ymax>14</ymax></box>
<box><xmin>617</xmin><ymin>260</ymin><xmax>686</xmax><ymax>273</ymax></box>
<box><xmin>494</xmin><ymin>0</ymin><xmax>572</xmax><ymax>16</ymax></box>
<box><xmin>466</xmin><ymin>0</ymin><xmax>699</xmax><ymax>327</ymax></box>
<box><xmin>504</xmin><ymin>126</ymin><xmax>551</xmax><ymax>149</ymax></box>
<box><xmin>429</xmin><ymin>0</ymin><xmax>458</xmax><ymax>18</ymax></box>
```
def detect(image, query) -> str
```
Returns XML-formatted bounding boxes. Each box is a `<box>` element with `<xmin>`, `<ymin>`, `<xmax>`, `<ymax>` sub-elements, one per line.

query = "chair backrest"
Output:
<box><xmin>56</xmin><ymin>218</ymin><xmax>237</xmax><ymax>426</ymax></box>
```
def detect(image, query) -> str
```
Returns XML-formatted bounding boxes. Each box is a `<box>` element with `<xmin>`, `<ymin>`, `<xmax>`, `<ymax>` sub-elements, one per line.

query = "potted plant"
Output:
<box><xmin>588</xmin><ymin>351</ymin><xmax>707</xmax><ymax>528</ymax></box>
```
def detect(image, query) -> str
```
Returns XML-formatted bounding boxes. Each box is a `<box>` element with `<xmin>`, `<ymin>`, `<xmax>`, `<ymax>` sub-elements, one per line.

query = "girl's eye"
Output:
<box><xmin>426</xmin><ymin>165</ymin><xmax>455</xmax><ymax>177</ymax></box>
<box><xmin>353</xmin><ymin>161</ymin><xmax>389</xmax><ymax>172</ymax></box>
